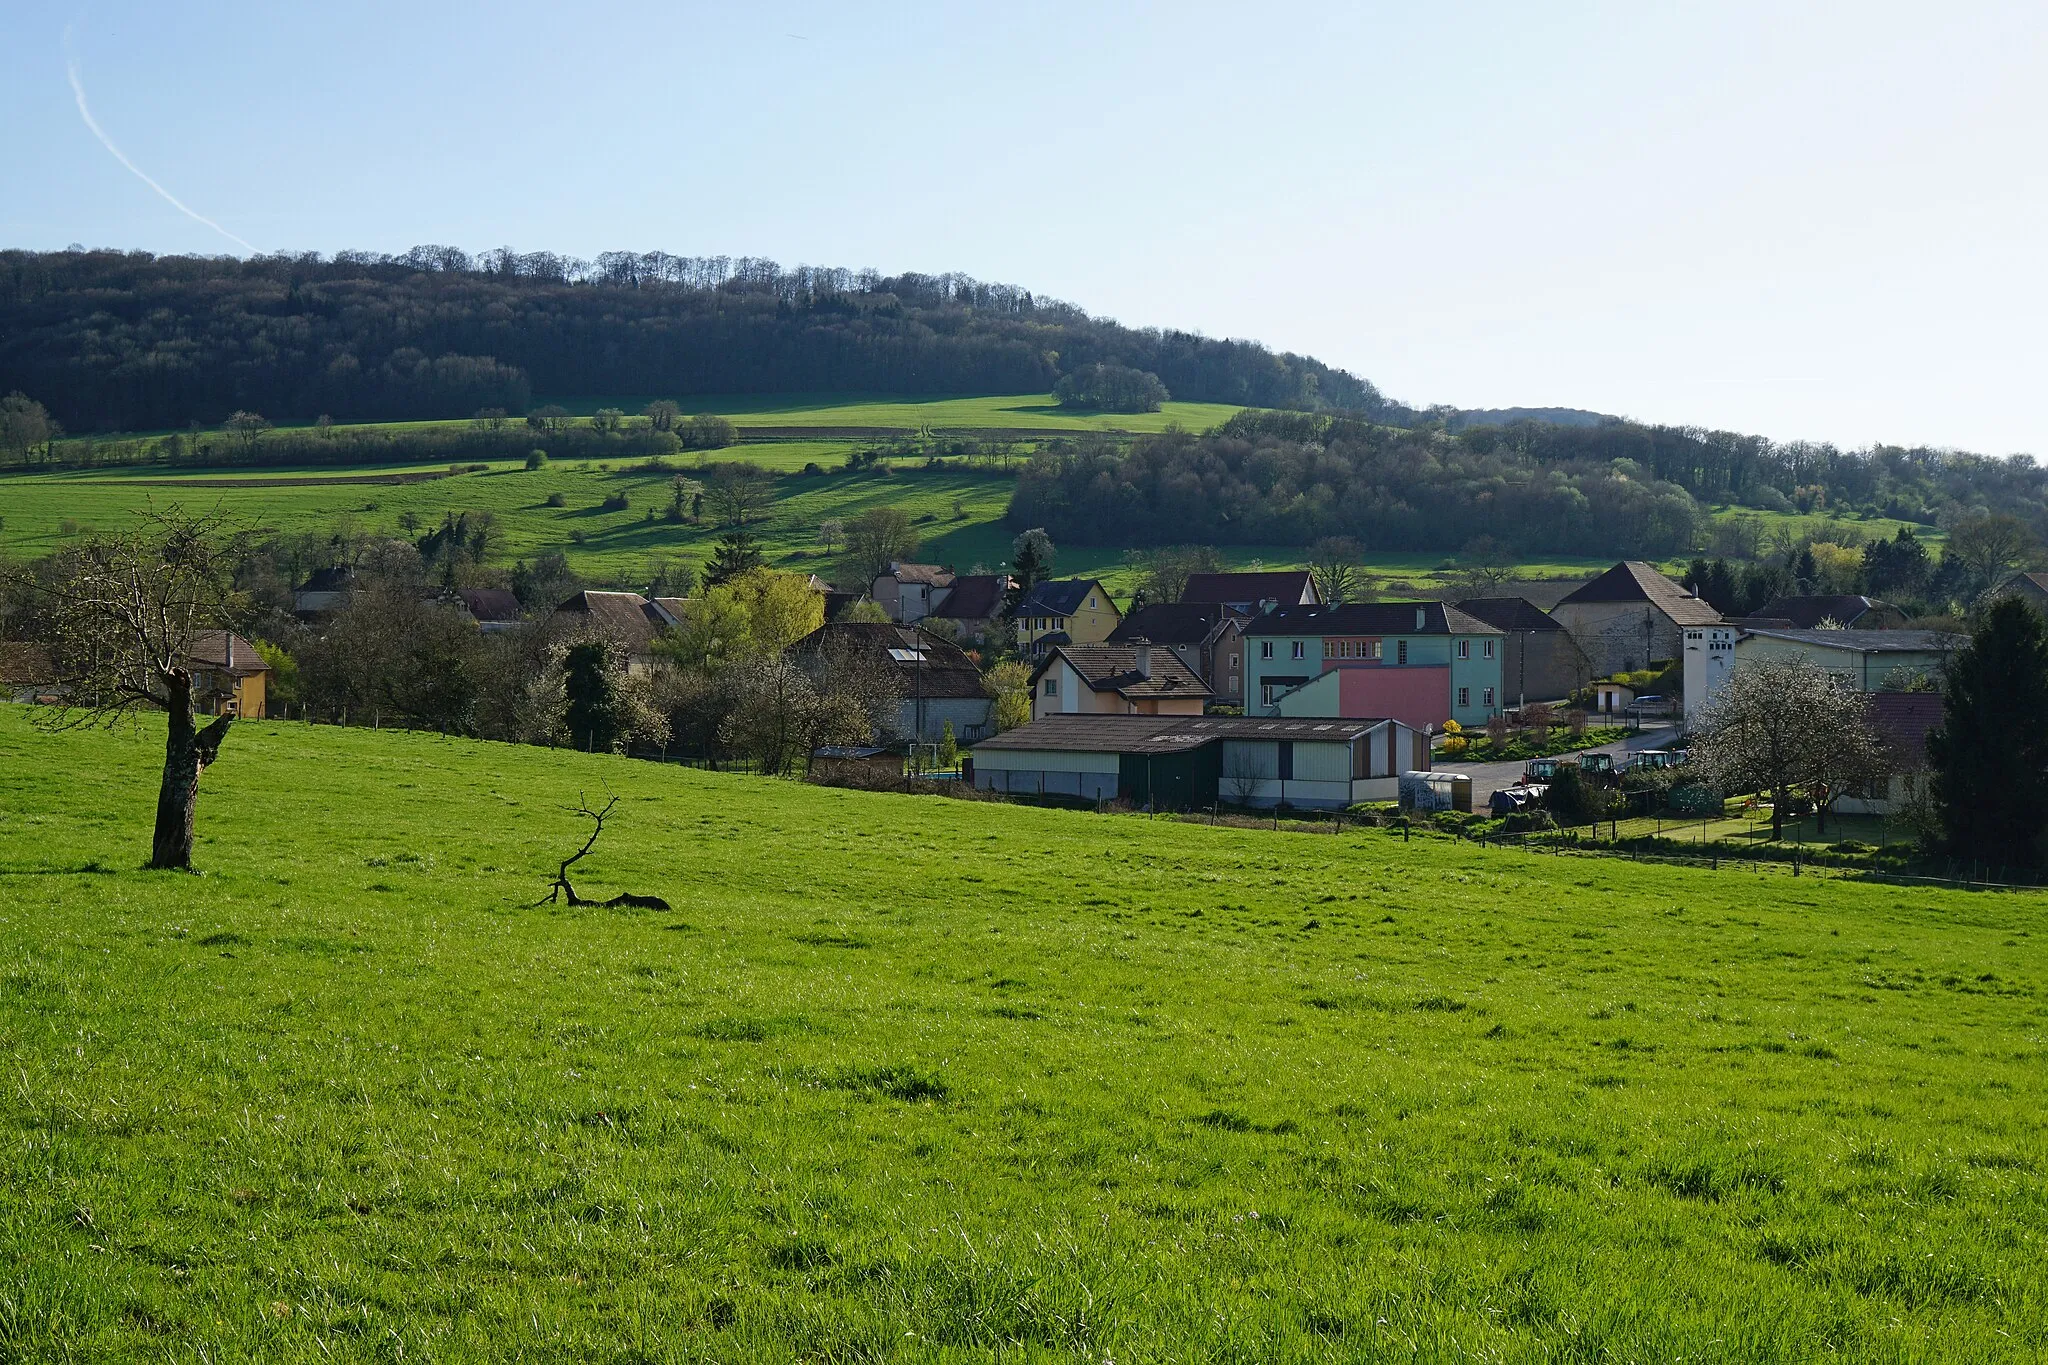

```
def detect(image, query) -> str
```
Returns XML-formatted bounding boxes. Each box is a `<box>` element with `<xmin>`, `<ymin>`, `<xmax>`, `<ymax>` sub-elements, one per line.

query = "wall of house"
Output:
<box><xmin>1736</xmin><ymin>637</ymin><xmax>1950</xmax><ymax>692</ymax></box>
<box><xmin>1250</xmin><ymin>633</ymin><xmax>1498</xmax><ymax>728</ymax></box>
<box><xmin>1496</xmin><ymin>629</ymin><xmax>1591</xmax><ymax>706</ymax></box>
<box><xmin>1336</xmin><ymin>666</ymin><xmax>1453</xmax><ymax>730</ymax></box>
<box><xmin>896</xmin><ymin>697</ymin><xmax>992</xmax><ymax>744</ymax></box>
<box><xmin>1552</xmin><ymin>603</ymin><xmax>1681</xmax><ymax>676</ymax></box>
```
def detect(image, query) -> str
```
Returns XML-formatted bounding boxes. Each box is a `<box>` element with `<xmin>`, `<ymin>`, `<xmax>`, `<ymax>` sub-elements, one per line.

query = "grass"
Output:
<box><xmin>1</xmin><ymin>707</ymin><xmax>2044</xmax><ymax>1360</ymax></box>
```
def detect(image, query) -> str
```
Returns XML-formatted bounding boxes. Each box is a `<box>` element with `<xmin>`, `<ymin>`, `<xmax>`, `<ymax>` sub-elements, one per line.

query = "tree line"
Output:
<box><xmin>0</xmin><ymin>247</ymin><xmax>1380</xmax><ymax>433</ymax></box>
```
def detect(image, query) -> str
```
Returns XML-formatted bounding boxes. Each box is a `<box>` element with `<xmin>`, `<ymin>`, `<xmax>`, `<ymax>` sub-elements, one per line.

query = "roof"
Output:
<box><xmin>1757</xmin><ymin>595</ymin><xmax>1899</xmax><ymax>629</ymax></box>
<box><xmin>2001</xmin><ymin>571</ymin><xmax>2048</xmax><ymax>595</ymax></box>
<box><xmin>886</xmin><ymin>563</ymin><xmax>954</xmax><ymax>587</ymax></box>
<box><xmin>1179</xmin><ymin>571</ymin><xmax>1318</xmax><ymax>609</ymax></box>
<box><xmin>457</xmin><ymin>587</ymin><xmax>523</xmax><ymax>623</ymax></box>
<box><xmin>796</xmin><ymin>622</ymin><xmax>989</xmax><ymax>699</ymax></box>
<box><xmin>931</xmin><ymin>574</ymin><xmax>1010</xmax><ymax>621</ymax></box>
<box><xmin>1451</xmin><ymin>597</ymin><xmax>1565</xmax><ymax>632</ymax></box>
<box><xmin>1241</xmin><ymin>601</ymin><xmax>1504</xmax><ymax>637</ymax></box>
<box><xmin>1035</xmin><ymin>643</ymin><xmax>1209</xmax><ymax>700</ymax></box>
<box><xmin>295</xmin><ymin>565</ymin><xmax>354</xmax><ymax>594</ymax></box>
<box><xmin>1109</xmin><ymin>602</ymin><xmax>1240</xmax><ymax>646</ymax></box>
<box><xmin>551</xmin><ymin>590</ymin><xmax>668</xmax><ymax>654</ymax></box>
<box><xmin>1740</xmin><ymin>628</ymin><xmax>1964</xmax><ymax>654</ymax></box>
<box><xmin>1555</xmin><ymin>562</ymin><xmax>1721</xmax><ymax>626</ymax></box>
<box><xmin>1013</xmin><ymin>579</ymin><xmax>1109</xmax><ymax>618</ymax></box>
<box><xmin>1867</xmin><ymin>692</ymin><xmax>1942</xmax><ymax>767</ymax></box>
<box><xmin>0</xmin><ymin>642</ymin><xmax>54</xmax><ymax>685</ymax></box>
<box><xmin>186</xmin><ymin>630</ymin><xmax>268</xmax><ymax>675</ymax></box>
<box><xmin>973</xmin><ymin>713</ymin><xmax>1396</xmax><ymax>754</ymax></box>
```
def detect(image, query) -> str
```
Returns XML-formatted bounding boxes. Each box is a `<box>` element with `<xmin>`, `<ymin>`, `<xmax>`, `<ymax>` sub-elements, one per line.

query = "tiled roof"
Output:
<box><xmin>1867</xmin><ymin>692</ymin><xmax>1942</xmax><ymax>768</ymax></box>
<box><xmin>1109</xmin><ymin>603</ymin><xmax>1238</xmax><ymax>646</ymax></box>
<box><xmin>1757</xmin><ymin>595</ymin><xmax>1899</xmax><ymax>629</ymax></box>
<box><xmin>295</xmin><ymin>565</ymin><xmax>354</xmax><ymax>594</ymax></box>
<box><xmin>796</xmin><ymin>622</ymin><xmax>989</xmax><ymax>699</ymax></box>
<box><xmin>457</xmin><ymin>588</ymin><xmax>523</xmax><ymax>623</ymax></box>
<box><xmin>1241</xmin><ymin>601</ymin><xmax>1503</xmax><ymax>637</ymax></box>
<box><xmin>973</xmin><ymin>713</ymin><xmax>1392</xmax><ymax>754</ymax></box>
<box><xmin>1556</xmin><ymin>561</ymin><xmax>1722</xmax><ymax>626</ymax></box>
<box><xmin>1013</xmin><ymin>579</ymin><xmax>1108</xmax><ymax>618</ymax></box>
<box><xmin>931</xmin><ymin>574</ymin><xmax>1010</xmax><ymax>621</ymax></box>
<box><xmin>0</xmin><ymin>642</ymin><xmax>54</xmax><ymax>685</ymax></box>
<box><xmin>551</xmin><ymin>591</ymin><xmax>668</xmax><ymax>654</ymax></box>
<box><xmin>887</xmin><ymin>563</ymin><xmax>955</xmax><ymax>587</ymax></box>
<box><xmin>185</xmin><ymin>630</ymin><xmax>268</xmax><ymax>675</ymax></box>
<box><xmin>1452</xmin><ymin>597</ymin><xmax>1565</xmax><ymax>632</ymax></box>
<box><xmin>1035</xmin><ymin>643</ymin><xmax>1209</xmax><ymax>700</ymax></box>
<box><xmin>1179</xmin><ymin>571</ymin><xmax>1318</xmax><ymax>608</ymax></box>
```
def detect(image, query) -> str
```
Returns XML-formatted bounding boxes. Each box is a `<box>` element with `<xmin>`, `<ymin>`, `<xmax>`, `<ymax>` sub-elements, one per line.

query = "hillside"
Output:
<box><xmin>2</xmin><ymin>708</ymin><xmax>2043</xmax><ymax>1359</ymax></box>
<box><xmin>0</xmin><ymin>248</ymin><xmax>1384</xmax><ymax>432</ymax></box>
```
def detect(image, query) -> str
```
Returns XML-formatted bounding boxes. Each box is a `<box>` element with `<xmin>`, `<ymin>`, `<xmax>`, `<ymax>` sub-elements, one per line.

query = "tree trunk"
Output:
<box><xmin>150</xmin><ymin>675</ymin><xmax>234</xmax><ymax>871</ymax></box>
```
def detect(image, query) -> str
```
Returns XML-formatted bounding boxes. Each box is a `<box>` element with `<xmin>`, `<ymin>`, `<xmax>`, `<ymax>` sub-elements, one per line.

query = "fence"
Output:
<box><xmin>1473</xmin><ymin>828</ymin><xmax>2048</xmax><ymax>891</ymax></box>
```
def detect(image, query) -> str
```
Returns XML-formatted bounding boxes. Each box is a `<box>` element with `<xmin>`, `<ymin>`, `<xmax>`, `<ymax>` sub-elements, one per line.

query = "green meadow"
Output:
<box><xmin>1</xmin><ymin>708</ymin><xmax>2043</xmax><ymax>1361</ymax></box>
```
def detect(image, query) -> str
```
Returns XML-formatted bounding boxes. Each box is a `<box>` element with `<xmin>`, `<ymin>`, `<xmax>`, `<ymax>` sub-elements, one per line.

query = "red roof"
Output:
<box><xmin>1867</xmin><ymin>692</ymin><xmax>1942</xmax><ymax>769</ymax></box>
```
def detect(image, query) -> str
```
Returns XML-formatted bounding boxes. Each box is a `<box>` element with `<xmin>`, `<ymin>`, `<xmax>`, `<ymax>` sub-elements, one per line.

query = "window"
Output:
<box><xmin>1229</xmin><ymin>653</ymin><xmax>1239</xmax><ymax>668</ymax></box>
<box><xmin>1260</xmin><ymin>641</ymin><xmax>1274</xmax><ymax>659</ymax></box>
<box><xmin>1397</xmin><ymin>640</ymin><xmax>1408</xmax><ymax>665</ymax></box>
<box><xmin>1291</xmin><ymin>641</ymin><xmax>1305</xmax><ymax>659</ymax></box>
<box><xmin>1458</xmin><ymin>687</ymin><xmax>1470</xmax><ymax>708</ymax></box>
<box><xmin>1043</xmin><ymin>677</ymin><xmax>1058</xmax><ymax>697</ymax></box>
<box><xmin>1368</xmin><ymin>639</ymin><xmax>1382</xmax><ymax>660</ymax></box>
<box><xmin>1457</xmin><ymin>639</ymin><xmax>1470</xmax><ymax>660</ymax></box>
<box><xmin>1483</xmin><ymin>640</ymin><xmax>1495</xmax><ymax>660</ymax></box>
<box><xmin>1087</xmin><ymin>596</ymin><xmax>1097</xmax><ymax>608</ymax></box>
<box><xmin>1483</xmin><ymin>687</ymin><xmax>1495</xmax><ymax>707</ymax></box>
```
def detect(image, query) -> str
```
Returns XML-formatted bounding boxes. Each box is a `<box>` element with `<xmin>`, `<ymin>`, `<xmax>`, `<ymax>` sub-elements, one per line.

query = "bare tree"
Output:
<box><xmin>539</xmin><ymin>793</ymin><xmax>671</xmax><ymax>909</ymax></box>
<box><xmin>840</xmin><ymin>507</ymin><xmax>921</xmax><ymax>585</ymax></box>
<box><xmin>16</xmin><ymin>510</ymin><xmax>243</xmax><ymax>869</ymax></box>
<box><xmin>642</xmin><ymin>400</ymin><xmax>682</xmax><ymax>433</ymax></box>
<box><xmin>1307</xmin><ymin>536</ymin><xmax>1368</xmax><ymax>605</ymax></box>
<box><xmin>706</xmin><ymin>466</ymin><xmax>775</xmax><ymax>527</ymax></box>
<box><xmin>1222</xmin><ymin>746</ymin><xmax>1265</xmax><ymax>807</ymax></box>
<box><xmin>1690</xmin><ymin>656</ymin><xmax>1889</xmax><ymax>839</ymax></box>
<box><xmin>223</xmin><ymin>410</ymin><xmax>272</xmax><ymax>453</ymax></box>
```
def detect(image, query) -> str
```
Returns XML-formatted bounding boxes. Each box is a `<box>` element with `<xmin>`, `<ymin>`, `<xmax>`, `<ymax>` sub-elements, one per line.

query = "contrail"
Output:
<box><xmin>64</xmin><ymin>43</ymin><xmax>255</xmax><ymax>253</ymax></box>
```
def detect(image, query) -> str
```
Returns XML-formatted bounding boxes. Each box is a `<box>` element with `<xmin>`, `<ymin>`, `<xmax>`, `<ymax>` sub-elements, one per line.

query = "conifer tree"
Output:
<box><xmin>1929</xmin><ymin>596</ymin><xmax>2048</xmax><ymax>867</ymax></box>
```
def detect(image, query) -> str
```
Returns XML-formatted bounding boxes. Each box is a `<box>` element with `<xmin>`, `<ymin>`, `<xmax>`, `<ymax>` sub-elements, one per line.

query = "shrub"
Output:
<box><xmin>1441</xmin><ymin>736</ymin><xmax>1469</xmax><ymax>757</ymax></box>
<box><xmin>525</xmin><ymin>449</ymin><xmax>548</xmax><ymax>469</ymax></box>
<box><xmin>602</xmin><ymin>492</ymin><xmax>630</xmax><ymax>512</ymax></box>
<box><xmin>545</xmin><ymin>492</ymin><xmax>567</xmax><ymax>508</ymax></box>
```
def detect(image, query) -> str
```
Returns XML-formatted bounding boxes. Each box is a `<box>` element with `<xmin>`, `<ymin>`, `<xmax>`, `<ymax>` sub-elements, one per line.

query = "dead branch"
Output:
<box><xmin>537</xmin><ymin>792</ymin><xmax>670</xmax><ymax>910</ymax></box>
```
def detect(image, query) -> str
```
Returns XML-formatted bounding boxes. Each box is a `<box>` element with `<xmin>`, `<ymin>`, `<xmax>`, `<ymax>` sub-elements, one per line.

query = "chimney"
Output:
<box><xmin>1133</xmin><ymin>638</ymin><xmax>1152</xmax><ymax>679</ymax></box>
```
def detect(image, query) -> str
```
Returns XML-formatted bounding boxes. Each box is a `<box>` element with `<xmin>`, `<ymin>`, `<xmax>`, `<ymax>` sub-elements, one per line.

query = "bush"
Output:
<box><xmin>545</xmin><ymin>492</ymin><xmax>567</xmax><ymax>508</ymax></box>
<box><xmin>602</xmin><ymin>492</ymin><xmax>630</xmax><ymax>512</ymax></box>
<box><xmin>1440</xmin><ymin>735</ymin><xmax>1469</xmax><ymax>757</ymax></box>
<box><xmin>525</xmin><ymin>449</ymin><xmax>548</xmax><ymax>469</ymax></box>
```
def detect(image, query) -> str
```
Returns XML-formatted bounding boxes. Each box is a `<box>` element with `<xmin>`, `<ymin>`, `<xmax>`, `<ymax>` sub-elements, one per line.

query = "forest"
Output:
<box><xmin>1003</xmin><ymin>408</ymin><xmax>2048</xmax><ymax>561</ymax></box>
<box><xmin>0</xmin><ymin>247</ymin><xmax>1380</xmax><ymax>431</ymax></box>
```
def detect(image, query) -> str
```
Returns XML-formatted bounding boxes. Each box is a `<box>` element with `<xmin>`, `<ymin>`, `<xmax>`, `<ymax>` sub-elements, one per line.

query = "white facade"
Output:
<box><xmin>1682</xmin><ymin>625</ymin><xmax>1739</xmax><ymax>723</ymax></box>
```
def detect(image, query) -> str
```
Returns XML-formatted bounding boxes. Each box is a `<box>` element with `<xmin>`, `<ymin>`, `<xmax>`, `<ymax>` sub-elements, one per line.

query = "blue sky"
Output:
<box><xmin>5</xmin><ymin>1</ymin><xmax>2044</xmax><ymax>455</ymax></box>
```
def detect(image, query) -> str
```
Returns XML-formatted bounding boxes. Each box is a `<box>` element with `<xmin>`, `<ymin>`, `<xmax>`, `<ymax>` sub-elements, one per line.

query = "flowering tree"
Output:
<box><xmin>1689</xmin><ymin>657</ymin><xmax>1888</xmax><ymax>839</ymax></box>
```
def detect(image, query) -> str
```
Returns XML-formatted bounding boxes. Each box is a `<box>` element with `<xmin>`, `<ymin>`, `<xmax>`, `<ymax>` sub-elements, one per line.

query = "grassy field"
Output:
<box><xmin>1</xmin><ymin>708</ymin><xmax>2043</xmax><ymax>1360</ymax></box>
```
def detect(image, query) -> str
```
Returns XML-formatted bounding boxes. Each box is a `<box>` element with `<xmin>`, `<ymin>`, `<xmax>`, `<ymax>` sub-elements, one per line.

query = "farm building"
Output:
<box><xmin>968</xmin><ymin>714</ymin><xmax>1429</xmax><ymax>810</ymax></box>
<box><xmin>1550</xmin><ymin>561</ymin><xmax>1721</xmax><ymax>676</ymax></box>
<box><xmin>1686</xmin><ymin>627</ymin><xmax>1964</xmax><ymax>717</ymax></box>
<box><xmin>1452</xmin><ymin>597</ymin><xmax>1591</xmax><ymax>705</ymax></box>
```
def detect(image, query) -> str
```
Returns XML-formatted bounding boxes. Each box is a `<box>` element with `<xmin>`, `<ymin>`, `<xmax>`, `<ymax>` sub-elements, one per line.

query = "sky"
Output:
<box><xmin>4</xmin><ymin>0</ymin><xmax>2045</xmax><ymax>455</ymax></box>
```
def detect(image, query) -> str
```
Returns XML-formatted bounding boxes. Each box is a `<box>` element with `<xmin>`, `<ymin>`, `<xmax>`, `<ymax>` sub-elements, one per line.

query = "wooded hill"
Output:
<box><xmin>0</xmin><ymin>247</ymin><xmax>1382</xmax><ymax>431</ymax></box>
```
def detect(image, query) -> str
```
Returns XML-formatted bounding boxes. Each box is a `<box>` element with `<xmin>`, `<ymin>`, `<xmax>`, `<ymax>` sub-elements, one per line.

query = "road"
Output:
<box><xmin>1439</xmin><ymin>722</ymin><xmax>1681</xmax><ymax>810</ymax></box>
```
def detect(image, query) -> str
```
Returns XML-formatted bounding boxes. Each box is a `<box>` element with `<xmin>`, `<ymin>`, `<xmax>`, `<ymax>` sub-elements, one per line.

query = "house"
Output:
<box><xmin>1452</xmin><ymin>597</ymin><xmax>1591</xmax><ymax>705</ymax></box>
<box><xmin>1108</xmin><ymin>603</ymin><xmax>1248</xmax><ymax>705</ymax></box>
<box><xmin>1993</xmin><ymin>571</ymin><xmax>2048</xmax><ymax>619</ymax></box>
<box><xmin>0</xmin><ymin>642</ymin><xmax>56</xmax><ymax>704</ymax></box>
<box><xmin>794</xmin><ymin>621</ymin><xmax>993</xmax><ymax>744</ymax></box>
<box><xmin>1686</xmin><ymin>626</ymin><xmax>1964</xmax><ymax>720</ymax></box>
<box><xmin>923</xmin><ymin>573</ymin><xmax>1013</xmax><ymax>645</ymax></box>
<box><xmin>452</xmin><ymin>587</ymin><xmax>525</xmax><ymax>633</ymax></box>
<box><xmin>1550</xmin><ymin>562</ymin><xmax>1722</xmax><ymax>676</ymax></box>
<box><xmin>1030</xmin><ymin>642</ymin><xmax>1209</xmax><ymax>720</ymax></box>
<box><xmin>1756</xmin><ymin>595</ymin><xmax>1908</xmax><ymax>630</ymax></box>
<box><xmin>292</xmin><ymin>565</ymin><xmax>355</xmax><ymax>620</ymax></box>
<box><xmin>186</xmin><ymin>630</ymin><xmax>269</xmax><ymax>717</ymax></box>
<box><xmin>967</xmin><ymin>713</ymin><xmax>1429</xmax><ymax>810</ymax></box>
<box><xmin>870</xmin><ymin>563</ymin><xmax>954</xmax><ymax>624</ymax></box>
<box><xmin>548</xmin><ymin>590</ymin><xmax>673</xmax><ymax>673</ymax></box>
<box><xmin>1242</xmin><ymin>602</ymin><xmax>1506</xmax><ymax>730</ymax></box>
<box><xmin>1013</xmin><ymin>579</ymin><xmax>1121</xmax><ymax>654</ymax></box>
<box><xmin>1833</xmin><ymin>691</ymin><xmax>1944</xmax><ymax>817</ymax></box>
<box><xmin>1680</xmin><ymin>623</ymin><xmax>1740</xmax><ymax>723</ymax></box>
<box><xmin>1178</xmin><ymin>570</ymin><xmax>1321</xmax><ymax>614</ymax></box>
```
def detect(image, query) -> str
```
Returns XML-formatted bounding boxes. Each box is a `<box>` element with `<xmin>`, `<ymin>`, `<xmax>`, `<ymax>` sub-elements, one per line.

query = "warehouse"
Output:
<box><xmin>967</xmin><ymin>714</ymin><xmax>1429</xmax><ymax>810</ymax></box>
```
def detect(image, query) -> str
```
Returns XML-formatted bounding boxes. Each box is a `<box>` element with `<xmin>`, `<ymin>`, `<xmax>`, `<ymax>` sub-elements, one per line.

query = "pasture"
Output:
<box><xmin>0</xmin><ymin>708</ymin><xmax>2042</xmax><ymax>1360</ymax></box>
